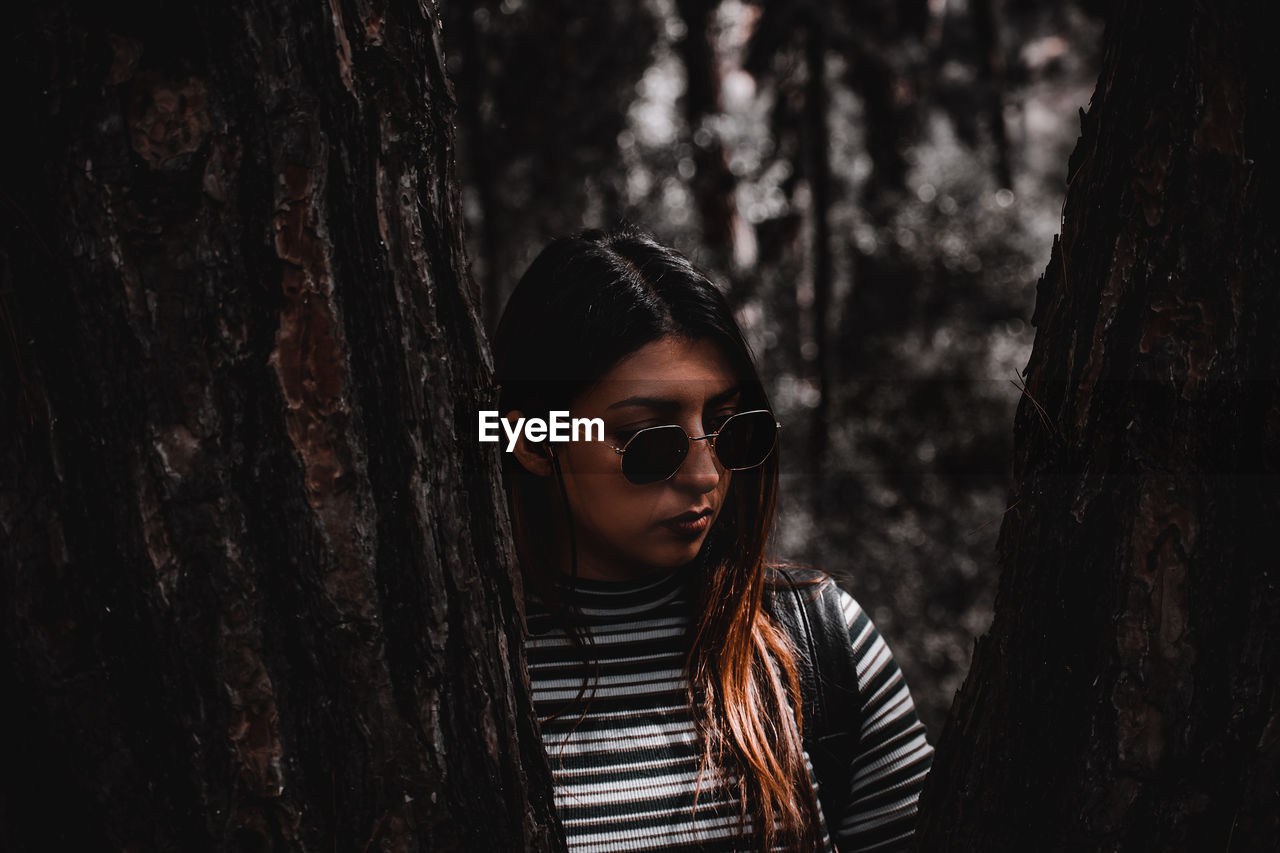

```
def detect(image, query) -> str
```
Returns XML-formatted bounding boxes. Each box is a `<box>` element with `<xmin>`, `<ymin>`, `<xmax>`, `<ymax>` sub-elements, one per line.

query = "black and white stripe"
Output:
<box><xmin>526</xmin><ymin>570</ymin><xmax>932</xmax><ymax>852</ymax></box>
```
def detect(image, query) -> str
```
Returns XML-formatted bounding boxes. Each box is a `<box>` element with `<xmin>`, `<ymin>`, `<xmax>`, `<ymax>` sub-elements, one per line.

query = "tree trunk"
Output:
<box><xmin>915</xmin><ymin>0</ymin><xmax>1278</xmax><ymax>850</ymax></box>
<box><xmin>0</xmin><ymin>1</ymin><xmax>562</xmax><ymax>850</ymax></box>
<box><xmin>971</xmin><ymin>0</ymin><xmax>1011</xmax><ymax>188</ymax></box>
<box><xmin>674</xmin><ymin>0</ymin><xmax>739</xmax><ymax>254</ymax></box>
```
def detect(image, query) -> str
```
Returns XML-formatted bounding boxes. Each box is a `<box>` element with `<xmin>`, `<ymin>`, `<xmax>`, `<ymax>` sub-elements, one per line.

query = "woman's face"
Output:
<box><xmin>547</xmin><ymin>336</ymin><xmax>742</xmax><ymax>580</ymax></box>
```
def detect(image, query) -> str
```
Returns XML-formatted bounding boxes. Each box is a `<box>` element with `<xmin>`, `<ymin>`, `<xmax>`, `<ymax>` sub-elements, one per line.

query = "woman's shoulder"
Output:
<box><xmin>764</xmin><ymin>563</ymin><xmax>837</xmax><ymax>593</ymax></box>
<box><xmin>765</xmin><ymin>563</ymin><xmax>828</xmax><ymax>585</ymax></box>
<box><xmin>764</xmin><ymin>564</ymin><xmax>866</xmax><ymax>630</ymax></box>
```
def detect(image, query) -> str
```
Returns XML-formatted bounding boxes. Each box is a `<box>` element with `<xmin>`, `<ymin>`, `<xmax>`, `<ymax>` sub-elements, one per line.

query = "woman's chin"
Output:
<box><xmin>645</xmin><ymin>537</ymin><xmax>709</xmax><ymax>569</ymax></box>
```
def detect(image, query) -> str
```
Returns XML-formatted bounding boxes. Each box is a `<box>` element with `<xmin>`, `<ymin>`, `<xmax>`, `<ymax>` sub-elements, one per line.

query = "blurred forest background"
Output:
<box><xmin>443</xmin><ymin>0</ymin><xmax>1108</xmax><ymax>736</ymax></box>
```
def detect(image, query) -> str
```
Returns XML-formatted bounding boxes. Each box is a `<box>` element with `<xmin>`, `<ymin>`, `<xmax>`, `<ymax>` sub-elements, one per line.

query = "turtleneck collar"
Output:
<box><xmin>553</xmin><ymin>566</ymin><xmax>694</xmax><ymax>619</ymax></box>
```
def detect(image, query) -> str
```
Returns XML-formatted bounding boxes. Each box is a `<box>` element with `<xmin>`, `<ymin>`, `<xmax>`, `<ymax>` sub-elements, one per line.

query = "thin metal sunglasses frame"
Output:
<box><xmin>606</xmin><ymin>408</ymin><xmax>783</xmax><ymax>484</ymax></box>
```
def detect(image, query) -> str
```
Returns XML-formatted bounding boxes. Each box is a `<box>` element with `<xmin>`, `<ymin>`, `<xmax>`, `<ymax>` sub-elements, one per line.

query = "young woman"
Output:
<box><xmin>493</xmin><ymin>227</ymin><xmax>933</xmax><ymax>851</ymax></box>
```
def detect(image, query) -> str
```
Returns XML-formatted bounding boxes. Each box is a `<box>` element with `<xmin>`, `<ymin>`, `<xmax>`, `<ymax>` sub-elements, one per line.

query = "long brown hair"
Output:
<box><xmin>494</xmin><ymin>227</ymin><xmax>823</xmax><ymax>849</ymax></box>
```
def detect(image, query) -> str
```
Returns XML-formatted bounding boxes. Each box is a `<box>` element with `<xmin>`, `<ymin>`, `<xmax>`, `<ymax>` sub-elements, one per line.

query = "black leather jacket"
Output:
<box><xmin>766</xmin><ymin>565</ymin><xmax>871</xmax><ymax>848</ymax></box>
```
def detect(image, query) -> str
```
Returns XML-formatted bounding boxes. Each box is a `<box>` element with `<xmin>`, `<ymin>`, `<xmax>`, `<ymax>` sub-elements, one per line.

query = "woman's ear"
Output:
<box><xmin>507</xmin><ymin>410</ymin><xmax>555</xmax><ymax>476</ymax></box>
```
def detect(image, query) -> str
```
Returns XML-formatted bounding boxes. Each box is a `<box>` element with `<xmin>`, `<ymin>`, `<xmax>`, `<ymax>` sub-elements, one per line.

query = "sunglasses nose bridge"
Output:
<box><xmin>677</xmin><ymin>430</ymin><xmax>723</xmax><ymax>484</ymax></box>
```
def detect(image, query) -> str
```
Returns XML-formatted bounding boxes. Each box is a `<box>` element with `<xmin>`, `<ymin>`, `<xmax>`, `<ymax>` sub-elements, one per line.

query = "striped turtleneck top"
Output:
<box><xmin>525</xmin><ymin>569</ymin><xmax>934</xmax><ymax>851</ymax></box>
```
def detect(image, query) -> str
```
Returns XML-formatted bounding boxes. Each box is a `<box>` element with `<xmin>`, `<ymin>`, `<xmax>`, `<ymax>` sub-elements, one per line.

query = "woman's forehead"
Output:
<box><xmin>593</xmin><ymin>335</ymin><xmax>737</xmax><ymax>394</ymax></box>
<box><xmin>568</xmin><ymin>333</ymin><xmax>747</xmax><ymax>412</ymax></box>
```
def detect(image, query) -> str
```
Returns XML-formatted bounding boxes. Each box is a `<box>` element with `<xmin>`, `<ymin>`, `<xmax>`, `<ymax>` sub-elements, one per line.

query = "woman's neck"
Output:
<box><xmin>553</xmin><ymin>536</ymin><xmax>679</xmax><ymax>582</ymax></box>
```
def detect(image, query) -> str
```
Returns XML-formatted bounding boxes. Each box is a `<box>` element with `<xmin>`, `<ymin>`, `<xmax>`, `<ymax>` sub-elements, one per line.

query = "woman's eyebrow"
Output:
<box><xmin>706</xmin><ymin>385</ymin><xmax>743</xmax><ymax>406</ymax></box>
<box><xmin>605</xmin><ymin>385</ymin><xmax>743</xmax><ymax>412</ymax></box>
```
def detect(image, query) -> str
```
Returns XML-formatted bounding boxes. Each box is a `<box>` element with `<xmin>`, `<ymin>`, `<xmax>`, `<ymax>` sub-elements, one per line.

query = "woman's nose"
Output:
<box><xmin>675</xmin><ymin>434</ymin><xmax>723</xmax><ymax>493</ymax></box>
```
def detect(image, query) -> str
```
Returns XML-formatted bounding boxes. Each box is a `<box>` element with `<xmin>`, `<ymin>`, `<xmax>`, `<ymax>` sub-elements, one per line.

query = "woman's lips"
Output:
<box><xmin>662</xmin><ymin>508</ymin><xmax>713</xmax><ymax>537</ymax></box>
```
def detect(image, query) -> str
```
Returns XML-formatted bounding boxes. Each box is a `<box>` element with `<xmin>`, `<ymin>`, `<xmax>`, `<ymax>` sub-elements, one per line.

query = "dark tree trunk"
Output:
<box><xmin>915</xmin><ymin>0</ymin><xmax>1278</xmax><ymax>850</ymax></box>
<box><xmin>971</xmin><ymin>0</ymin><xmax>1011</xmax><ymax>188</ymax></box>
<box><xmin>1</xmin><ymin>1</ymin><xmax>562</xmax><ymax>850</ymax></box>
<box><xmin>674</xmin><ymin>0</ymin><xmax>739</xmax><ymax>254</ymax></box>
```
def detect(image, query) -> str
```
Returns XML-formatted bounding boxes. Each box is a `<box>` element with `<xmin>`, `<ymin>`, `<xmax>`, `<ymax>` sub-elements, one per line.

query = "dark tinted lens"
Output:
<box><xmin>713</xmin><ymin>411</ymin><xmax>777</xmax><ymax>469</ymax></box>
<box><xmin>621</xmin><ymin>426</ymin><xmax>689</xmax><ymax>484</ymax></box>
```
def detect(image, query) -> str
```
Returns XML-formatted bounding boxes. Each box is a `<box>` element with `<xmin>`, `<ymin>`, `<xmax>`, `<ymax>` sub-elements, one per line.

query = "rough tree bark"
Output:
<box><xmin>915</xmin><ymin>0</ymin><xmax>1278</xmax><ymax>849</ymax></box>
<box><xmin>674</xmin><ymin>0</ymin><xmax>739</xmax><ymax>254</ymax></box>
<box><xmin>1</xmin><ymin>1</ymin><xmax>562</xmax><ymax>850</ymax></box>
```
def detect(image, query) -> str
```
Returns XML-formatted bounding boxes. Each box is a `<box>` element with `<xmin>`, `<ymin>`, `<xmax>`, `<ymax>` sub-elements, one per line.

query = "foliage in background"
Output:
<box><xmin>444</xmin><ymin>0</ymin><xmax>1105</xmax><ymax>735</ymax></box>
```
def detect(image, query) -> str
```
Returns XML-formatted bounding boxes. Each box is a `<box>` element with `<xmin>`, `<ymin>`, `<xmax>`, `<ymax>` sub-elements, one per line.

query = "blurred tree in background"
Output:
<box><xmin>444</xmin><ymin>0</ymin><xmax>1107</xmax><ymax>736</ymax></box>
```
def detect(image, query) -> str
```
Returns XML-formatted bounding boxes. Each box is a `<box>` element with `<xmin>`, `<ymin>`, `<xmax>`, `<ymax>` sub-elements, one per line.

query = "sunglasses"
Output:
<box><xmin>607</xmin><ymin>409</ymin><xmax>781</xmax><ymax>485</ymax></box>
